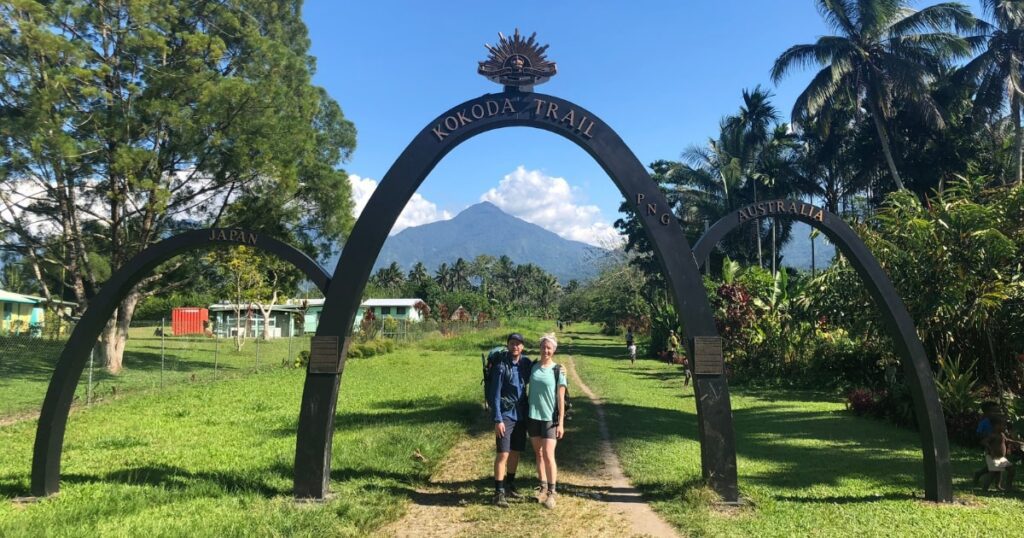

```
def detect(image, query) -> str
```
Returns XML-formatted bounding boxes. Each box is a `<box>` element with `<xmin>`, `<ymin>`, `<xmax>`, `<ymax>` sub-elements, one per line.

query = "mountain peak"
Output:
<box><xmin>458</xmin><ymin>201</ymin><xmax>503</xmax><ymax>217</ymax></box>
<box><xmin>371</xmin><ymin>203</ymin><xmax>610</xmax><ymax>282</ymax></box>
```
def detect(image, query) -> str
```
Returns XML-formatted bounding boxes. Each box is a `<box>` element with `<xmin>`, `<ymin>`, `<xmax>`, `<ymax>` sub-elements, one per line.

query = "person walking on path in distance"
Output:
<box><xmin>528</xmin><ymin>333</ymin><xmax>568</xmax><ymax>509</ymax></box>
<box><xmin>490</xmin><ymin>332</ymin><xmax>532</xmax><ymax>507</ymax></box>
<box><xmin>625</xmin><ymin>326</ymin><xmax>636</xmax><ymax>364</ymax></box>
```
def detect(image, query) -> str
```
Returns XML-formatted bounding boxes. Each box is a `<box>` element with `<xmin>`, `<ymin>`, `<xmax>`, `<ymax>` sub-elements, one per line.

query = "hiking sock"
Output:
<box><xmin>505</xmin><ymin>473</ymin><xmax>516</xmax><ymax>490</ymax></box>
<box><xmin>495</xmin><ymin>480</ymin><xmax>505</xmax><ymax>494</ymax></box>
<box><xmin>547</xmin><ymin>482</ymin><xmax>556</xmax><ymax>494</ymax></box>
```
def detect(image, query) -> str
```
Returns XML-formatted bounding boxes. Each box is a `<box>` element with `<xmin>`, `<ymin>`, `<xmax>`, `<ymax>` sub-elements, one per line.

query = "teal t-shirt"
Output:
<box><xmin>528</xmin><ymin>362</ymin><xmax>568</xmax><ymax>422</ymax></box>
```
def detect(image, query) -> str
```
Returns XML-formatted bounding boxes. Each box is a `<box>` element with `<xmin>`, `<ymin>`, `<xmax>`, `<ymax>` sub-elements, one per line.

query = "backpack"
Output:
<box><xmin>552</xmin><ymin>364</ymin><xmax>573</xmax><ymax>425</ymax></box>
<box><xmin>482</xmin><ymin>347</ymin><xmax>516</xmax><ymax>413</ymax></box>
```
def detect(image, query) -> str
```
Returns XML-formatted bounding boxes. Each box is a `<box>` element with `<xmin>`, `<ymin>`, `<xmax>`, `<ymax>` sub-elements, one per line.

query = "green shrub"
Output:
<box><xmin>293</xmin><ymin>350</ymin><xmax>310</xmax><ymax>369</ymax></box>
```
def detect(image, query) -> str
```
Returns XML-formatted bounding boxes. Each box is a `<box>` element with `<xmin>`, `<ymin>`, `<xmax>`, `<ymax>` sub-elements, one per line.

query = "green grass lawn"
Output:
<box><xmin>0</xmin><ymin>326</ymin><xmax>309</xmax><ymax>419</ymax></box>
<box><xmin>563</xmin><ymin>323</ymin><xmax>1024</xmax><ymax>537</ymax></box>
<box><xmin>0</xmin><ymin>348</ymin><xmax>480</xmax><ymax>536</ymax></box>
<box><xmin>6</xmin><ymin>318</ymin><xmax>1011</xmax><ymax>536</ymax></box>
<box><xmin>0</xmin><ymin>319</ymin><xmax>554</xmax><ymax>536</ymax></box>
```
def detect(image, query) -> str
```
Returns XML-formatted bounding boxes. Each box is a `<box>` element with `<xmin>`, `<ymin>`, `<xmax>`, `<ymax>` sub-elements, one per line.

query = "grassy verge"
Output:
<box><xmin>0</xmin><ymin>319</ymin><xmax>561</xmax><ymax>532</ymax></box>
<box><xmin>564</xmin><ymin>323</ymin><xmax>1024</xmax><ymax>537</ymax></box>
<box><xmin>0</xmin><ymin>347</ymin><xmax>483</xmax><ymax>536</ymax></box>
<box><xmin>0</xmin><ymin>317</ymin><xmax>555</xmax><ymax>420</ymax></box>
<box><xmin>0</xmin><ymin>327</ymin><xmax>309</xmax><ymax>419</ymax></box>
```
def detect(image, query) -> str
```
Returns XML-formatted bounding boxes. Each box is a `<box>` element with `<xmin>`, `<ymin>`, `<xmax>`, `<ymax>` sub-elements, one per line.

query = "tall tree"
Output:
<box><xmin>407</xmin><ymin>262</ymin><xmax>430</xmax><ymax>283</ymax></box>
<box><xmin>0</xmin><ymin>0</ymin><xmax>356</xmax><ymax>372</ymax></box>
<box><xmin>372</xmin><ymin>262</ymin><xmax>405</xmax><ymax>294</ymax></box>
<box><xmin>435</xmin><ymin>262</ymin><xmax>453</xmax><ymax>292</ymax></box>
<box><xmin>208</xmin><ymin>247</ymin><xmax>268</xmax><ymax>351</ymax></box>
<box><xmin>771</xmin><ymin>0</ymin><xmax>979</xmax><ymax>192</ymax></box>
<box><xmin>450</xmin><ymin>257</ymin><xmax>470</xmax><ymax>291</ymax></box>
<box><xmin>670</xmin><ymin>88</ymin><xmax>800</xmax><ymax>268</ymax></box>
<box><xmin>958</xmin><ymin>0</ymin><xmax>1024</xmax><ymax>182</ymax></box>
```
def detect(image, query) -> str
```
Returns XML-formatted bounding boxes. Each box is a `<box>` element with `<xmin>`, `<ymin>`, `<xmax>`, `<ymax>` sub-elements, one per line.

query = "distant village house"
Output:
<box><xmin>0</xmin><ymin>289</ymin><xmax>76</xmax><ymax>336</ymax></box>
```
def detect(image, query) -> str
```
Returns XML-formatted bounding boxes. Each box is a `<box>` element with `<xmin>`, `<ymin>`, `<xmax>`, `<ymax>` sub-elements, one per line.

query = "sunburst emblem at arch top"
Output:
<box><xmin>478</xmin><ymin>29</ymin><xmax>557</xmax><ymax>88</ymax></box>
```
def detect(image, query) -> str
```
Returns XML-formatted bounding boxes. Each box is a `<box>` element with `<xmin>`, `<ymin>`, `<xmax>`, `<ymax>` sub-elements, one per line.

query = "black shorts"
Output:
<box><xmin>527</xmin><ymin>418</ymin><xmax>558</xmax><ymax>439</ymax></box>
<box><xmin>495</xmin><ymin>417</ymin><xmax>528</xmax><ymax>453</ymax></box>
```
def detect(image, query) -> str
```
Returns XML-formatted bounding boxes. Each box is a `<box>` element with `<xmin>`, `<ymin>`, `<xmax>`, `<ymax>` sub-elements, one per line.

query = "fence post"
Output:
<box><xmin>214</xmin><ymin>332</ymin><xmax>219</xmax><ymax>376</ymax></box>
<box><xmin>288</xmin><ymin>333</ymin><xmax>293</xmax><ymax>366</ymax></box>
<box><xmin>160</xmin><ymin>317</ymin><xmax>165</xmax><ymax>388</ymax></box>
<box><xmin>87</xmin><ymin>347</ymin><xmax>94</xmax><ymax>405</ymax></box>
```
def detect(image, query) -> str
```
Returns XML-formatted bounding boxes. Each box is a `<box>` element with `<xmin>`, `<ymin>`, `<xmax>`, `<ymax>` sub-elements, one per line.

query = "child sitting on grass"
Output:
<box><xmin>973</xmin><ymin>401</ymin><xmax>1000</xmax><ymax>485</ymax></box>
<box><xmin>979</xmin><ymin>416</ymin><xmax>1016</xmax><ymax>492</ymax></box>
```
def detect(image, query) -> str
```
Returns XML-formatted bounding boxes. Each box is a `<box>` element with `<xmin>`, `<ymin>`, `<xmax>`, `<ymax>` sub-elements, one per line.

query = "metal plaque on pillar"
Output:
<box><xmin>693</xmin><ymin>336</ymin><xmax>724</xmax><ymax>375</ymax></box>
<box><xmin>308</xmin><ymin>336</ymin><xmax>342</xmax><ymax>374</ymax></box>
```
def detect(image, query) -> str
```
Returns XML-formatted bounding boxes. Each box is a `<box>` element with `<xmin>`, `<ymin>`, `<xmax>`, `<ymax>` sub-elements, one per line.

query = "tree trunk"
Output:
<box><xmin>986</xmin><ymin>328</ymin><xmax>1005</xmax><ymax>406</ymax></box>
<box><xmin>233</xmin><ymin>305</ymin><xmax>246</xmax><ymax>351</ymax></box>
<box><xmin>810</xmin><ymin>231</ymin><xmax>816</xmax><ymax>277</ymax></box>
<box><xmin>753</xmin><ymin>180</ymin><xmax>763</xmax><ymax>267</ymax></box>
<box><xmin>96</xmin><ymin>291</ymin><xmax>142</xmax><ymax>374</ymax></box>
<box><xmin>1013</xmin><ymin>90</ymin><xmax>1022</xmax><ymax>184</ymax></box>
<box><xmin>256</xmin><ymin>290</ymin><xmax>278</xmax><ymax>341</ymax></box>
<box><xmin>869</xmin><ymin>103</ymin><xmax>907</xmax><ymax>191</ymax></box>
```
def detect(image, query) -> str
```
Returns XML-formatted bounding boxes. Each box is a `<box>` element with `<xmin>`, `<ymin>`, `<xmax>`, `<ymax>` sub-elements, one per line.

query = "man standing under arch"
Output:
<box><xmin>490</xmin><ymin>332</ymin><xmax>532</xmax><ymax>507</ymax></box>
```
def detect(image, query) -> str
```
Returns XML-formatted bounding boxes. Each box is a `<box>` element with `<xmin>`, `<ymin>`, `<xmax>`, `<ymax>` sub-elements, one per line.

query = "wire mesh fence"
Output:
<box><xmin>0</xmin><ymin>314</ymin><xmax>503</xmax><ymax>422</ymax></box>
<box><xmin>0</xmin><ymin>316</ymin><xmax>309</xmax><ymax>420</ymax></box>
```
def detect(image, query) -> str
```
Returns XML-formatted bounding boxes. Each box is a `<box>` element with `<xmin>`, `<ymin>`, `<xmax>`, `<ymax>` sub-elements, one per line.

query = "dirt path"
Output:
<box><xmin>378</xmin><ymin>356</ymin><xmax>681</xmax><ymax>538</ymax></box>
<box><xmin>562</xmin><ymin>355</ymin><xmax>681</xmax><ymax>538</ymax></box>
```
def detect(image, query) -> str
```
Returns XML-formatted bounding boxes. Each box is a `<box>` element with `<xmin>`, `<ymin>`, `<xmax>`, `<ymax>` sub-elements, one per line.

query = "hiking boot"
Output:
<box><xmin>493</xmin><ymin>491</ymin><xmax>509</xmax><ymax>508</ymax></box>
<box><xmin>506</xmin><ymin>485</ymin><xmax>522</xmax><ymax>499</ymax></box>
<box><xmin>534</xmin><ymin>485</ymin><xmax>548</xmax><ymax>504</ymax></box>
<box><xmin>542</xmin><ymin>491</ymin><xmax>557</xmax><ymax>509</ymax></box>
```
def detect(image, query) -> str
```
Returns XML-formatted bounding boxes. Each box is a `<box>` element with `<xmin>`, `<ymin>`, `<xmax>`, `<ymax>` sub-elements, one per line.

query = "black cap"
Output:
<box><xmin>507</xmin><ymin>333</ymin><xmax>524</xmax><ymax>344</ymax></box>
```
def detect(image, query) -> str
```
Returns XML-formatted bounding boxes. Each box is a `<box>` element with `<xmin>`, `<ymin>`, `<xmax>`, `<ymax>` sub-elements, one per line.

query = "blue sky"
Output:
<box><xmin>303</xmin><ymin>1</ymin><xmax>984</xmax><ymax>247</ymax></box>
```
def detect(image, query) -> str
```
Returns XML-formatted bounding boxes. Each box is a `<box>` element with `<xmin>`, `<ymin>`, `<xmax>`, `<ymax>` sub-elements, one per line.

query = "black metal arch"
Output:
<box><xmin>692</xmin><ymin>199</ymin><xmax>952</xmax><ymax>502</ymax></box>
<box><xmin>293</xmin><ymin>91</ymin><xmax>740</xmax><ymax>501</ymax></box>
<box><xmin>31</xmin><ymin>228</ymin><xmax>331</xmax><ymax>497</ymax></box>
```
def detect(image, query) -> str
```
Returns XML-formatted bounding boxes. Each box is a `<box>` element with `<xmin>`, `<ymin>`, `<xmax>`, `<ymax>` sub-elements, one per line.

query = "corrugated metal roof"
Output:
<box><xmin>0</xmin><ymin>289</ymin><xmax>40</xmax><ymax>304</ymax></box>
<box><xmin>360</xmin><ymin>298</ymin><xmax>424</xmax><ymax>307</ymax></box>
<box><xmin>208</xmin><ymin>303</ymin><xmax>303</xmax><ymax>312</ymax></box>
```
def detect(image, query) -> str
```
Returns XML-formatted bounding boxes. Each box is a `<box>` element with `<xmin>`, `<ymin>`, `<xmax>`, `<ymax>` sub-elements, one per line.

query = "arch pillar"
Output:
<box><xmin>294</xmin><ymin>91</ymin><xmax>740</xmax><ymax>502</ymax></box>
<box><xmin>693</xmin><ymin>200</ymin><xmax>952</xmax><ymax>502</ymax></box>
<box><xmin>31</xmin><ymin>229</ymin><xmax>330</xmax><ymax>497</ymax></box>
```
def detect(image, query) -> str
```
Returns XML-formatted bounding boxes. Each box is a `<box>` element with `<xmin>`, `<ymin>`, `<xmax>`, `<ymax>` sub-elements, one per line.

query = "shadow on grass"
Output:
<box><xmin>270</xmin><ymin>400</ymin><xmax>485</xmax><ymax>438</ymax></box>
<box><xmin>63</xmin><ymin>464</ymin><xmax>286</xmax><ymax>497</ymax></box>
<box><xmin>563</xmin><ymin>342</ymin><xmax>624</xmax><ymax>360</ymax></box>
<box><xmin>774</xmin><ymin>491</ymin><xmax>916</xmax><ymax>503</ymax></box>
<box><xmin>0</xmin><ymin>478</ymin><xmax>29</xmax><ymax>498</ymax></box>
<box><xmin>597</xmin><ymin>399</ymin><xmax>943</xmax><ymax>503</ymax></box>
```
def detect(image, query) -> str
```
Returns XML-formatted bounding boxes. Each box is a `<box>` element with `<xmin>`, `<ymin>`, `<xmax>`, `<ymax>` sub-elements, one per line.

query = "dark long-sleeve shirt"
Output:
<box><xmin>490</xmin><ymin>354</ymin><xmax>532</xmax><ymax>423</ymax></box>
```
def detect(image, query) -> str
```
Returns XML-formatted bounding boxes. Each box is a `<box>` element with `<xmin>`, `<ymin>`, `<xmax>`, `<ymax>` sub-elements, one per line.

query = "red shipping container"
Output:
<box><xmin>172</xmin><ymin>307</ymin><xmax>209</xmax><ymax>336</ymax></box>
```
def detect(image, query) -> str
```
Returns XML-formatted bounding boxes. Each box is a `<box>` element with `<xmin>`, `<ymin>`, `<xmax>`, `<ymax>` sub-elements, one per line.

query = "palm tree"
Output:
<box><xmin>958</xmin><ymin>0</ymin><xmax>1024</xmax><ymax>182</ymax></box>
<box><xmin>451</xmin><ymin>258</ymin><xmax>470</xmax><ymax>291</ymax></box>
<box><xmin>435</xmin><ymin>262</ymin><xmax>453</xmax><ymax>292</ymax></box>
<box><xmin>672</xmin><ymin>88</ymin><xmax>800</xmax><ymax>267</ymax></box>
<box><xmin>771</xmin><ymin>0</ymin><xmax>979</xmax><ymax>191</ymax></box>
<box><xmin>408</xmin><ymin>262</ymin><xmax>430</xmax><ymax>283</ymax></box>
<box><xmin>791</xmin><ymin>104</ymin><xmax>869</xmax><ymax>213</ymax></box>
<box><xmin>371</xmin><ymin>262</ymin><xmax>405</xmax><ymax>293</ymax></box>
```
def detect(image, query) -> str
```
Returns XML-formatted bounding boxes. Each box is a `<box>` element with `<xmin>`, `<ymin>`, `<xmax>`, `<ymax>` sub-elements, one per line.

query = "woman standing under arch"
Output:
<box><xmin>528</xmin><ymin>333</ymin><xmax>568</xmax><ymax>509</ymax></box>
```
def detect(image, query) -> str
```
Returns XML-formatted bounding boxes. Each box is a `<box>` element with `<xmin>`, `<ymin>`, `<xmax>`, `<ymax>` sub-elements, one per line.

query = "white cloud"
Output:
<box><xmin>348</xmin><ymin>174</ymin><xmax>452</xmax><ymax>234</ymax></box>
<box><xmin>481</xmin><ymin>166</ymin><xmax>622</xmax><ymax>248</ymax></box>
